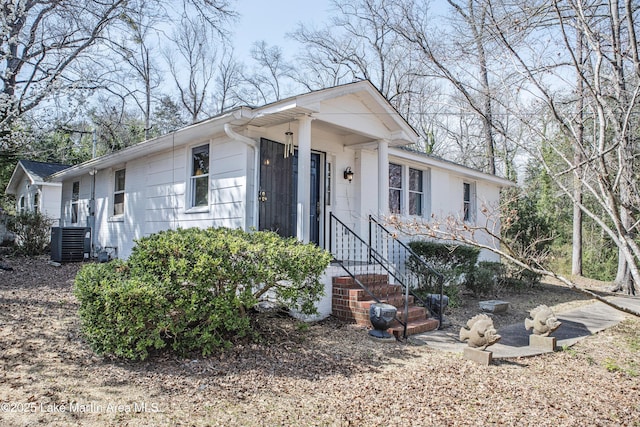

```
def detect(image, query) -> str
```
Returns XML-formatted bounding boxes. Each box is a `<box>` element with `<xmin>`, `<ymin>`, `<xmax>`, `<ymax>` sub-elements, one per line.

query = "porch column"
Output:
<box><xmin>296</xmin><ymin>115</ymin><xmax>313</xmax><ymax>242</ymax></box>
<box><xmin>378</xmin><ymin>139</ymin><xmax>389</xmax><ymax>215</ymax></box>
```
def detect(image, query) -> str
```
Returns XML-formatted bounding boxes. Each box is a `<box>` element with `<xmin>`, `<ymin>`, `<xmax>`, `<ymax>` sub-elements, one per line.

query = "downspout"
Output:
<box><xmin>88</xmin><ymin>168</ymin><xmax>97</xmax><ymax>257</ymax></box>
<box><xmin>89</xmin><ymin>128</ymin><xmax>98</xmax><ymax>257</ymax></box>
<box><xmin>223</xmin><ymin>123</ymin><xmax>259</xmax><ymax>230</ymax></box>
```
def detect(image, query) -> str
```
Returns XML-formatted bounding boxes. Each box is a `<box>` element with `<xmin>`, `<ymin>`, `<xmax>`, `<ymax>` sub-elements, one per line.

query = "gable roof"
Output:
<box><xmin>5</xmin><ymin>160</ymin><xmax>70</xmax><ymax>195</ymax></box>
<box><xmin>20</xmin><ymin>160</ymin><xmax>70</xmax><ymax>180</ymax></box>
<box><xmin>50</xmin><ymin>80</ymin><xmax>419</xmax><ymax>181</ymax></box>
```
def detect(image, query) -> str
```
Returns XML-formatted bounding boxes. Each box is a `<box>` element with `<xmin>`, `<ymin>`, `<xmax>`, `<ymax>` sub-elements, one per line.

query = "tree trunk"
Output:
<box><xmin>571</xmin><ymin>29</ymin><xmax>583</xmax><ymax>276</ymax></box>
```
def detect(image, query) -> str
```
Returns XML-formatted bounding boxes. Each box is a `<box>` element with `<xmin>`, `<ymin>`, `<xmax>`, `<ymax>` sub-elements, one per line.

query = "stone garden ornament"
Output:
<box><xmin>459</xmin><ymin>314</ymin><xmax>502</xmax><ymax>350</ymax></box>
<box><xmin>525</xmin><ymin>305</ymin><xmax>562</xmax><ymax>336</ymax></box>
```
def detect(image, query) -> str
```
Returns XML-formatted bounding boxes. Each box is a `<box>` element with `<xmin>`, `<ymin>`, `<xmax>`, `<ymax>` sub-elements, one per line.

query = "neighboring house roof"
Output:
<box><xmin>5</xmin><ymin>160</ymin><xmax>70</xmax><ymax>195</ymax></box>
<box><xmin>20</xmin><ymin>160</ymin><xmax>70</xmax><ymax>181</ymax></box>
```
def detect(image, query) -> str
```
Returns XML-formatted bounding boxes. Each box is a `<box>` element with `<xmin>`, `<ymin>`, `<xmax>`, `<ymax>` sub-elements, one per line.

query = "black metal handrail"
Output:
<box><xmin>329</xmin><ymin>213</ymin><xmax>408</xmax><ymax>337</ymax></box>
<box><xmin>368</xmin><ymin>215</ymin><xmax>445</xmax><ymax>327</ymax></box>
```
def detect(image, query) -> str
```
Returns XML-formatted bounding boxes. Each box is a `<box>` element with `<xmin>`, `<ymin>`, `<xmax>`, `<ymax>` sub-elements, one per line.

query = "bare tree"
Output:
<box><xmin>165</xmin><ymin>14</ymin><xmax>218</xmax><ymax>123</ymax></box>
<box><xmin>0</xmin><ymin>0</ymin><xmax>130</xmax><ymax>140</ymax></box>
<box><xmin>292</xmin><ymin>0</ymin><xmax>445</xmax><ymax>155</ymax></box>
<box><xmin>386</xmin><ymin>202</ymin><xmax>640</xmax><ymax>316</ymax></box>
<box><xmin>211</xmin><ymin>49</ymin><xmax>243</xmax><ymax>114</ymax></box>
<box><xmin>385</xmin><ymin>0</ymin><xmax>511</xmax><ymax>174</ymax></box>
<box><xmin>481</xmin><ymin>0</ymin><xmax>639</xmax><ymax>293</ymax></box>
<box><xmin>107</xmin><ymin>0</ymin><xmax>163</xmax><ymax>139</ymax></box>
<box><xmin>236</xmin><ymin>41</ymin><xmax>294</xmax><ymax>105</ymax></box>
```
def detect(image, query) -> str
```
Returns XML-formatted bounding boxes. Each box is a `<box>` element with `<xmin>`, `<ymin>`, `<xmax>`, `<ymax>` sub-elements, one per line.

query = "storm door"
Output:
<box><xmin>258</xmin><ymin>138</ymin><xmax>321</xmax><ymax>244</ymax></box>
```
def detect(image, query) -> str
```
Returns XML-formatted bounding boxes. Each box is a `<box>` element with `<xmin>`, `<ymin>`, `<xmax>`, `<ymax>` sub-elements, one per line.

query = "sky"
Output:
<box><xmin>232</xmin><ymin>0</ymin><xmax>334</xmax><ymax>62</ymax></box>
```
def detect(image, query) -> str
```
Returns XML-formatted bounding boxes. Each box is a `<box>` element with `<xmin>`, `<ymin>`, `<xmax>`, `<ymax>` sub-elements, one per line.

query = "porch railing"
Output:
<box><xmin>368</xmin><ymin>215</ymin><xmax>445</xmax><ymax>325</ymax></box>
<box><xmin>329</xmin><ymin>213</ymin><xmax>445</xmax><ymax>339</ymax></box>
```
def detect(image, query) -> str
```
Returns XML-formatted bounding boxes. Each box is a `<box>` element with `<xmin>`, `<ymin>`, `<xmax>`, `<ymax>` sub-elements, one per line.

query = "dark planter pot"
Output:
<box><xmin>368</xmin><ymin>303</ymin><xmax>397</xmax><ymax>339</ymax></box>
<box><xmin>426</xmin><ymin>293</ymin><xmax>449</xmax><ymax>317</ymax></box>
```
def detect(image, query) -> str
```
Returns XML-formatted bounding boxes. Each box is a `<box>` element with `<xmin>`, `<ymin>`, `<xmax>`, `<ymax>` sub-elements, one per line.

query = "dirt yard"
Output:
<box><xmin>0</xmin><ymin>256</ymin><xmax>638</xmax><ymax>426</ymax></box>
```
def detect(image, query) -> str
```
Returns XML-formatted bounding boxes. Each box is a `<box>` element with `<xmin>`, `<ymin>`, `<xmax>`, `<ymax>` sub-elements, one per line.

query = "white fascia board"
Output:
<box><xmin>33</xmin><ymin>181</ymin><xmax>62</xmax><ymax>187</ymax></box>
<box><xmin>5</xmin><ymin>163</ymin><xmax>32</xmax><ymax>195</ymax></box>
<box><xmin>254</xmin><ymin>100</ymin><xmax>302</xmax><ymax>116</ymax></box>
<box><xmin>389</xmin><ymin>148</ymin><xmax>515</xmax><ymax>188</ymax></box>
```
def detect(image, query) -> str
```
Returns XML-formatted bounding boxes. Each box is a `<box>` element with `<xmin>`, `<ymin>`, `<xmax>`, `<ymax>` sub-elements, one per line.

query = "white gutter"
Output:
<box><xmin>224</xmin><ymin>123</ymin><xmax>259</xmax><ymax>230</ymax></box>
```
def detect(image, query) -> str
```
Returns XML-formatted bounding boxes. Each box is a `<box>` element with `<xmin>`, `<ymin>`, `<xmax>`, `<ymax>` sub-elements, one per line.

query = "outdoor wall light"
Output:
<box><xmin>344</xmin><ymin>167</ymin><xmax>354</xmax><ymax>182</ymax></box>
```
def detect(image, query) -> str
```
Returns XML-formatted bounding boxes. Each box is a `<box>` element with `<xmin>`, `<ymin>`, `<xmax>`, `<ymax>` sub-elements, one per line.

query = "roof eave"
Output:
<box><xmin>389</xmin><ymin>147</ymin><xmax>515</xmax><ymax>187</ymax></box>
<box><xmin>49</xmin><ymin>109</ymin><xmax>250</xmax><ymax>182</ymax></box>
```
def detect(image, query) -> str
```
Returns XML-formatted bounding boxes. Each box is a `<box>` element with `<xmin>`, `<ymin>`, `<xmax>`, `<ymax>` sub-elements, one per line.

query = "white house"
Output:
<box><xmin>37</xmin><ymin>81</ymin><xmax>512</xmax><ymax>325</ymax></box>
<box><xmin>5</xmin><ymin>160</ymin><xmax>70</xmax><ymax>224</ymax></box>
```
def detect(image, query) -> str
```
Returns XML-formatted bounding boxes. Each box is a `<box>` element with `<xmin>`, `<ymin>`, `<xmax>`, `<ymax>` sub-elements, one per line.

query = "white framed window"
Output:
<box><xmin>190</xmin><ymin>144</ymin><xmax>210</xmax><ymax>208</ymax></box>
<box><xmin>19</xmin><ymin>196</ymin><xmax>25</xmax><ymax>214</ymax></box>
<box><xmin>409</xmin><ymin>168</ymin><xmax>423</xmax><ymax>216</ymax></box>
<box><xmin>389</xmin><ymin>163</ymin><xmax>402</xmax><ymax>214</ymax></box>
<box><xmin>389</xmin><ymin>163</ymin><xmax>429</xmax><ymax>217</ymax></box>
<box><xmin>71</xmin><ymin>181</ymin><xmax>80</xmax><ymax>223</ymax></box>
<box><xmin>463</xmin><ymin>181</ymin><xmax>476</xmax><ymax>222</ymax></box>
<box><xmin>33</xmin><ymin>192</ymin><xmax>39</xmax><ymax>213</ymax></box>
<box><xmin>113</xmin><ymin>169</ymin><xmax>126</xmax><ymax>216</ymax></box>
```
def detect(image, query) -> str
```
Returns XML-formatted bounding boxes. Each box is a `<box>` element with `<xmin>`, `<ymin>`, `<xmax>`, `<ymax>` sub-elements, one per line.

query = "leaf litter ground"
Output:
<box><xmin>0</xmin><ymin>256</ymin><xmax>638</xmax><ymax>426</ymax></box>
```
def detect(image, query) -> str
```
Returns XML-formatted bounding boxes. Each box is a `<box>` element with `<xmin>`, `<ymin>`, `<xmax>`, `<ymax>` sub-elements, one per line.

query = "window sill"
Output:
<box><xmin>108</xmin><ymin>215</ymin><xmax>125</xmax><ymax>223</ymax></box>
<box><xmin>185</xmin><ymin>206</ymin><xmax>210</xmax><ymax>214</ymax></box>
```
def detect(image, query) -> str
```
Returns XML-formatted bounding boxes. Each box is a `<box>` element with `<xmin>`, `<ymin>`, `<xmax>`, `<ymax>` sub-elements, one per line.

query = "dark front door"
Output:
<box><xmin>258</xmin><ymin>138</ymin><xmax>321</xmax><ymax>244</ymax></box>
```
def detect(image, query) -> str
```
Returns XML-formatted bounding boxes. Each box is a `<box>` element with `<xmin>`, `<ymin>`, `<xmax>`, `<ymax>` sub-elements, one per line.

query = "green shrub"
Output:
<box><xmin>407</xmin><ymin>241</ymin><xmax>480</xmax><ymax>307</ymax></box>
<box><xmin>74</xmin><ymin>227</ymin><xmax>332</xmax><ymax>360</ymax></box>
<box><xmin>467</xmin><ymin>261</ymin><xmax>506</xmax><ymax>296</ymax></box>
<box><xmin>74</xmin><ymin>261</ymin><xmax>166</xmax><ymax>360</ymax></box>
<box><xmin>501</xmin><ymin>264</ymin><xmax>542</xmax><ymax>289</ymax></box>
<box><xmin>7</xmin><ymin>211</ymin><xmax>54</xmax><ymax>255</ymax></box>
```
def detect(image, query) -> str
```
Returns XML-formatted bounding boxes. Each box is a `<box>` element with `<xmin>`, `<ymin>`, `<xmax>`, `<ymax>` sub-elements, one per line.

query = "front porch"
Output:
<box><xmin>293</xmin><ymin>214</ymin><xmax>443</xmax><ymax>339</ymax></box>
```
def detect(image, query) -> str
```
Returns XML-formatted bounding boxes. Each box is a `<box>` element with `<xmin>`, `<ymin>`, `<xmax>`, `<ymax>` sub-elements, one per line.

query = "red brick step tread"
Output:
<box><xmin>332</xmin><ymin>274</ymin><xmax>438</xmax><ymax>338</ymax></box>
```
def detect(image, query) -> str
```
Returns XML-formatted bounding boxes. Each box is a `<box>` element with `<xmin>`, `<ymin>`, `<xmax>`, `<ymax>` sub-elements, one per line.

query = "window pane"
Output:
<box><xmin>389</xmin><ymin>163</ymin><xmax>402</xmax><ymax>188</ymax></box>
<box><xmin>192</xmin><ymin>145</ymin><xmax>209</xmax><ymax>176</ymax></box>
<box><xmin>389</xmin><ymin>189</ymin><xmax>401</xmax><ymax>214</ymax></box>
<box><xmin>115</xmin><ymin>170</ymin><xmax>126</xmax><ymax>192</ymax></box>
<box><xmin>193</xmin><ymin>176</ymin><xmax>208</xmax><ymax>207</ymax></box>
<box><xmin>72</xmin><ymin>204</ymin><xmax>78</xmax><ymax>223</ymax></box>
<box><xmin>409</xmin><ymin>168</ymin><xmax>422</xmax><ymax>191</ymax></box>
<box><xmin>409</xmin><ymin>192</ymin><xmax>422</xmax><ymax>216</ymax></box>
<box><xmin>463</xmin><ymin>183</ymin><xmax>471</xmax><ymax>221</ymax></box>
<box><xmin>113</xmin><ymin>192</ymin><xmax>124</xmax><ymax>216</ymax></box>
<box><xmin>72</xmin><ymin>181</ymin><xmax>80</xmax><ymax>201</ymax></box>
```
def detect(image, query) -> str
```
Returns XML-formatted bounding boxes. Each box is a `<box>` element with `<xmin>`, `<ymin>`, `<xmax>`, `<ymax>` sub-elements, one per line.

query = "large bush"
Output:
<box><xmin>407</xmin><ymin>241</ymin><xmax>480</xmax><ymax>306</ymax></box>
<box><xmin>7</xmin><ymin>211</ymin><xmax>54</xmax><ymax>255</ymax></box>
<box><xmin>74</xmin><ymin>227</ymin><xmax>332</xmax><ymax>360</ymax></box>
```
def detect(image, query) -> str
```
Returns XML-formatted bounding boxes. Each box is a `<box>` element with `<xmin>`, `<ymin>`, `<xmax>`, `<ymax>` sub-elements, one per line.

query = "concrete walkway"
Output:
<box><xmin>414</xmin><ymin>296</ymin><xmax>640</xmax><ymax>359</ymax></box>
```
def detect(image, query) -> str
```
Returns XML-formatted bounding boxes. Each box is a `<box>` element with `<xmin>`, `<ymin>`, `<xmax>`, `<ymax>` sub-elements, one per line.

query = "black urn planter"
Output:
<box><xmin>426</xmin><ymin>293</ymin><xmax>449</xmax><ymax>320</ymax></box>
<box><xmin>368</xmin><ymin>303</ymin><xmax>397</xmax><ymax>339</ymax></box>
